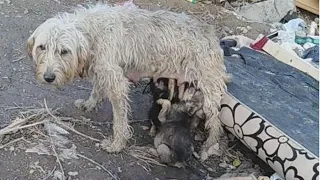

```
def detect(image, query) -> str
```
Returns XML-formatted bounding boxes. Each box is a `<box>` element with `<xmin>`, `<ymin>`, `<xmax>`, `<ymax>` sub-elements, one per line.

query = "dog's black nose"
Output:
<box><xmin>43</xmin><ymin>72</ymin><xmax>56</xmax><ymax>83</ymax></box>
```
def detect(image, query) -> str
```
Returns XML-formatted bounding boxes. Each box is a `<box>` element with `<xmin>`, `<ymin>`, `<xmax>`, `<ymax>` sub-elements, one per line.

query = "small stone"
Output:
<box><xmin>202</xmin><ymin>0</ymin><xmax>212</xmax><ymax>4</ymax></box>
<box><xmin>258</xmin><ymin>176</ymin><xmax>270</xmax><ymax>180</ymax></box>
<box><xmin>140</xmin><ymin>125</ymin><xmax>149</xmax><ymax>131</ymax></box>
<box><xmin>29</xmin><ymin>169</ymin><xmax>35</xmax><ymax>174</ymax></box>
<box><xmin>232</xmin><ymin>159</ymin><xmax>241</xmax><ymax>167</ymax></box>
<box><xmin>23</xmin><ymin>9</ymin><xmax>29</xmax><ymax>15</ymax></box>
<box><xmin>53</xmin><ymin>171</ymin><xmax>64</xmax><ymax>180</ymax></box>
<box><xmin>219</xmin><ymin>162</ymin><xmax>229</xmax><ymax>168</ymax></box>
<box><xmin>242</xmin><ymin>28</ymin><xmax>248</xmax><ymax>34</ymax></box>
<box><xmin>68</xmin><ymin>171</ymin><xmax>78</xmax><ymax>176</ymax></box>
<box><xmin>9</xmin><ymin>146</ymin><xmax>14</xmax><ymax>152</ymax></box>
<box><xmin>117</xmin><ymin>167</ymin><xmax>122</xmax><ymax>172</ymax></box>
<box><xmin>224</xmin><ymin>26</ymin><xmax>233</xmax><ymax>34</ymax></box>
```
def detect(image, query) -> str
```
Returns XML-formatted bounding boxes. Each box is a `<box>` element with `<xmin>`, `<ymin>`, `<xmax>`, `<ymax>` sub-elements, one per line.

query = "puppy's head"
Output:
<box><xmin>184</xmin><ymin>88</ymin><xmax>204</xmax><ymax>116</ymax></box>
<box><xmin>27</xmin><ymin>17</ymin><xmax>89</xmax><ymax>87</ymax></box>
<box><xmin>150</xmin><ymin>78</ymin><xmax>171</xmax><ymax>100</ymax></box>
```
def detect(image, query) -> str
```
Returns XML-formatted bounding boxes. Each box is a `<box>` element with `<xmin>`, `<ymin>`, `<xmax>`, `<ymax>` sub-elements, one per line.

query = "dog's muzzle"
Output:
<box><xmin>43</xmin><ymin>72</ymin><xmax>56</xmax><ymax>83</ymax></box>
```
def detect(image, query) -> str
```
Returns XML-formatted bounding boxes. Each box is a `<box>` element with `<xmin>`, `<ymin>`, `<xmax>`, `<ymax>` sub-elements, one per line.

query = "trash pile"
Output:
<box><xmin>269</xmin><ymin>15</ymin><xmax>319</xmax><ymax>67</ymax></box>
<box><xmin>221</xmin><ymin>12</ymin><xmax>319</xmax><ymax>80</ymax></box>
<box><xmin>187</xmin><ymin>0</ymin><xmax>266</xmax><ymax>6</ymax></box>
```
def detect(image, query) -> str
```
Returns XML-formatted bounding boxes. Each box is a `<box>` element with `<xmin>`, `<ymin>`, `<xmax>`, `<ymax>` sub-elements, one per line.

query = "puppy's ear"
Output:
<box><xmin>27</xmin><ymin>37</ymin><xmax>35</xmax><ymax>59</ymax></box>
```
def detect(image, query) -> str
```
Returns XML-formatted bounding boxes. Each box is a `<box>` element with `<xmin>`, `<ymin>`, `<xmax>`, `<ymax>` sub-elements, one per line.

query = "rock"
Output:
<box><xmin>236</xmin><ymin>0</ymin><xmax>295</xmax><ymax>23</ymax></box>
<box><xmin>202</xmin><ymin>0</ymin><xmax>212</xmax><ymax>4</ymax></box>
<box><xmin>23</xmin><ymin>9</ymin><xmax>29</xmax><ymax>15</ymax></box>
<box><xmin>68</xmin><ymin>171</ymin><xmax>79</xmax><ymax>176</ymax></box>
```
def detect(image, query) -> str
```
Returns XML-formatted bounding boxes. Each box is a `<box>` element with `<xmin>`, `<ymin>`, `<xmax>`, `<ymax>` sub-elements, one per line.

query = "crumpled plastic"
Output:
<box><xmin>302</xmin><ymin>45</ymin><xmax>319</xmax><ymax>64</ymax></box>
<box><xmin>282</xmin><ymin>18</ymin><xmax>307</xmax><ymax>32</ymax></box>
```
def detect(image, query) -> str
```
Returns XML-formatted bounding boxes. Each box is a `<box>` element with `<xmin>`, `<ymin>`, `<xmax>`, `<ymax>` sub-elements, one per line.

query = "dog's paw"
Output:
<box><xmin>74</xmin><ymin>99</ymin><xmax>95</xmax><ymax>112</ymax></box>
<box><xmin>100</xmin><ymin>138</ymin><xmax>125</xmax><ymax>153</ymax></box>
<box><xmin>200</xmin><ymin>142</ymin><xmax>220</xmax><ymax>162</ymax></box>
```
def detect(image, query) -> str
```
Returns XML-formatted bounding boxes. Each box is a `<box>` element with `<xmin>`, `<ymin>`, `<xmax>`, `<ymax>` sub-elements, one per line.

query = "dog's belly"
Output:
<box><xmin>125</xmin><ymin>69</ymin><xmax>187</xmax><ymax>85</ymax></box>
<box><xmin>125</xmin><ymin>70</ymin><xmax>154</xmax><ymax>83</ymax></box>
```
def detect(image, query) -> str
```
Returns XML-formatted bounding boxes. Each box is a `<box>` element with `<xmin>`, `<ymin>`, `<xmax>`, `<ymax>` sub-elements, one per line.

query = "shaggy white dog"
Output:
<box><xmin>27</xmin><ymin>3</ymin><xmax>229</xmax><ymax>157</ymax></box>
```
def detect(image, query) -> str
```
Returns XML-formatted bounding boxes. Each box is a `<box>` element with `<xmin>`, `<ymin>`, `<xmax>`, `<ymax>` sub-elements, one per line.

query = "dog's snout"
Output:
<box><xmin>43</xmin><ymin>72</ymin><xmax>56</xmax><ymax>83</ymax></box>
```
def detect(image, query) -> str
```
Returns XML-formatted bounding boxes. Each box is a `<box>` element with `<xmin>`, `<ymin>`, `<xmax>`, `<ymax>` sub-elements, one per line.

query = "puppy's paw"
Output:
<box><xmin>149</xmin><ymin>126</ymin><xmax>156</xmax><ymax>137</ymax></box>
<box><xmin>173</xmin><ymin>162</ymin><xmax>185</xmax><ymax>169</ymax></box>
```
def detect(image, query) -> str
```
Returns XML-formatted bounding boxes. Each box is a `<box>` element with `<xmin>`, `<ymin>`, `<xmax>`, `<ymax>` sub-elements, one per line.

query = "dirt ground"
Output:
<box><xmin>0</xmin><ymin>0</ymin><xmax>276</xmax><ymax>179</ymax></box>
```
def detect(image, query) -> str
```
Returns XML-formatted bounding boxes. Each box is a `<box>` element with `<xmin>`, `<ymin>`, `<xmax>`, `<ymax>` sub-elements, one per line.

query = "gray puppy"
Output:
<box><xmin>148</xmin><ymin>79</ymin><xmax>205</xmax><ymax>167</ymax></box>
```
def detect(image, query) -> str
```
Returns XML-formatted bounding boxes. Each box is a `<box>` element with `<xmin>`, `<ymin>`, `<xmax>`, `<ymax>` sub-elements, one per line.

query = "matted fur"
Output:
<box><xmin>27</xmin><ymin>3</ymin><xmax>229</xmax><ymax>154</ymax></box>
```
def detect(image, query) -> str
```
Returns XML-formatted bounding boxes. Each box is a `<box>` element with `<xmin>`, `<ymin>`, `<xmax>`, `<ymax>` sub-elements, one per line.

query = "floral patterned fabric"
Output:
<box><xmin>219</xmin><ymin>93</ymin><xmax>319</xmax><ymax>180</ymax></box>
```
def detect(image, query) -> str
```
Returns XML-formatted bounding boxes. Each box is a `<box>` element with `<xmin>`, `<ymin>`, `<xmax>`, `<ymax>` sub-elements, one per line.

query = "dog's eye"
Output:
<box><xmin>38</xmin><ymin>45</ymin><xmax>45</xmax><ymax>51</ymax></box>
<box><xmin>60</xmin><ymin>49</ymin><xmax>68</xmax><ymax>55</ymax></box>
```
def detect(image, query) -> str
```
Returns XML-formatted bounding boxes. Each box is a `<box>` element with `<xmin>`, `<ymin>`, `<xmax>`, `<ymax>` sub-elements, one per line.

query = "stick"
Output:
<box><xmin>43</xmin><ymin>99</ymin><xmax>101</xmax><ymax>142</ymax></box>
<box><xmin>48</xmin><ymin>132</ymin><xmax>65</xmax><ymax>179</ymax></box>
<box><xmin>56</xmin><ymin>121</ymin><xmax>101</xmax><ymax>142</ymax></box>
<box><xmin>0</xmin><ymin>137</ymin><xmax>25</xmax><ymax>149</ymax></box>
<box><xmin>11</xmin><ymin>56</ymin><xmax>26</xmax><ymax>63</ymax></box>
<box><xmin>0</xmin><ymin>120</ymin><xmax>47</xmax><ymax>136</ymax></box>
<box><xmin>213</xmin><ymin>177</ymin><xmax>255</xmax><ymax>180</ymax></box>
<box><xmin>77</xmin><ymin>153</ymin><xmax>118</xmax><ymax>180</ymax></box>
<box><xmin>48</xmin><ymin>127</ymin><xmax>65</xmax><ymax>180</ymax></box>
<box><xmin>42</xmin><ymin>166</ymin><xmax>57</xmax><ymax>180</ymax></box>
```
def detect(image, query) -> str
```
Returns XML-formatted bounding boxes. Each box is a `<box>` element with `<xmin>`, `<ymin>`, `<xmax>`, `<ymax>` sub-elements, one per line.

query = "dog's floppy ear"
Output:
<box><xmin>77</xmin><ymin>46</ymin><xmax>89</xmax><ymax>78</ymax></box>
<box><xmin>27</xmin><ymin>37</ymin><xmax>35</xmax><ymax>59</ymax></box>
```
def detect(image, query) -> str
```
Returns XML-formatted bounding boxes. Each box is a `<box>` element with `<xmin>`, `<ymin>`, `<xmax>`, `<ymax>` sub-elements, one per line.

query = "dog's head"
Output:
<box><xmin>27</xmin><ymin>17</ymin><xmax>89</xmax><ymax>87</ymax></box>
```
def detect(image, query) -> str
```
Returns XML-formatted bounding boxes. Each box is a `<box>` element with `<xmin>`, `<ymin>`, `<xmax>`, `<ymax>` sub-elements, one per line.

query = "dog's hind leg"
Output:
<box><xmin>197</xmin><ymin>81</ymin><xmax>225</xmax><ymax>161</ymax></box>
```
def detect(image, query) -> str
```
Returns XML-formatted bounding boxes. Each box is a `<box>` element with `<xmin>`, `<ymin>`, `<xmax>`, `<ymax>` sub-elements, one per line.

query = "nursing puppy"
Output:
<box><xmin>148</xmin><ymin>78</ymin><xmax>180</xmax><ymax>136</ymax></box>
<box><xmin>148</xmin><ymin>79</ymin><xmax>205</xmax><ymax>167</ymax></box>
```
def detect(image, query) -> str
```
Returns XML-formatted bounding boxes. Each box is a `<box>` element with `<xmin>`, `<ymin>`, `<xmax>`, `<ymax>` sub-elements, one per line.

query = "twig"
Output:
<box><xmin>0</xmin><ymin>137</ymin><xmax>25</xmax><ymax>149</ymax></box>
<box><xmin>56</xmin><ymin>121</ymin><xmax>101</xmax><ymax>142</ymax></box>
<box><xmin>4</xmin><ymin>106</ymin><xmax>36</xmax><ymax>111</ymax></box>
<box><xmin>85</xmin><ymin>119</ymin><xmax>150</xmax><ymax>126</ymax></box>
<box><xmin>136</xmin><ymin>161</ymin><xmax>151</xmax><ymax>172</ymax></box>
<box><xmin>48</xmin><ymin>127</ymin><xmax>65</xmax><ymax>180</ymax></box>
<box><xmin>77</xmin><ymin>153</ymin><xmax>118</xmax><ymax>180</ymax></box>
<box><xmin>77</xmin><ymin>86</ymin><xmax>92</xmax><ymax>91</ymax></box>
<box><xmin>43</xmin><ymin>99</ymin><xmax>101</xmax><ymax>142</ymax></box>
<box><xmin>213</xmin><ymin>176</ymin><xmax>256</xmax><ymax>180</ymax></box>
<box><xmin>0</xmin><ymin>120</ymin><xmax>48</xmax><ymax>136</ymax></box>
<box><xmin>126</xmin><ymin>148</ymin><xmax>166</xmax><ymax>167</ymax></box>
<box><xmin>42</xmin><ymin>166</ymin><xmax>57</xmax><ymax>180</ymax></box>
<box><xmin>11</xmin><ymin>56</ymin><xmax>26</xmax><ymax>63</ymax></box>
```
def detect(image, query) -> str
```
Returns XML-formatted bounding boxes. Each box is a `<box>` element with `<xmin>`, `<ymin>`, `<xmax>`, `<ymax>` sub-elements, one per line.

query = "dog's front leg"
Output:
<box><xmin>100</xmin><ymin>67</ymin><xmax>133</xmax><ymax>153</ymax></box>
<box><xmin>74</xmin><ymin>84</ymin><xmax>103</xmax><ymax>112</ymax></box>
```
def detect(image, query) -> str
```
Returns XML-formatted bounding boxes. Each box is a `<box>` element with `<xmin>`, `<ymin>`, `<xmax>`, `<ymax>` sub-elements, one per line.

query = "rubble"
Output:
<box><xmin>236</xmin><ymin>0</ymin><xmax>295</xmax><ymax>23</ymax></box>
